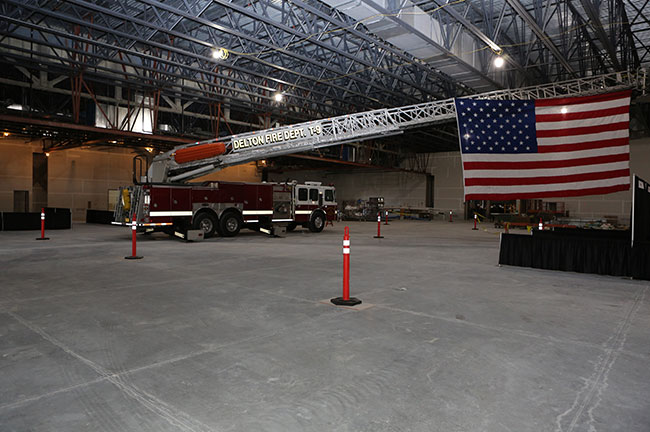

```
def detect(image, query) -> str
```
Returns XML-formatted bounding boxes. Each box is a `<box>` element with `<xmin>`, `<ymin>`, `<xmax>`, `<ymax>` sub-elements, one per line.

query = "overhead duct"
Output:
<box><xmin>321</xmin><ymin>0</ymin><xmax>502</xmax><ymax>93</ymax></box>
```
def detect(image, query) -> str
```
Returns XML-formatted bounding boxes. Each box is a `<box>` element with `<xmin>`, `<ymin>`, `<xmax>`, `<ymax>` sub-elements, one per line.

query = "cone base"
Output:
<box><xmin>472</xmin><ymin>228</ymin><xmax>478</xmax><ymax>230</ymax></box>
<box><xmin>373</xmin><ymin>235</ymin><xmax>384</xmax><ymax>238</ymax></box>
<box><xmin>331</xmin><ymin>297</ymin><xmax>362</xmax><ymax>306</ymax></box>
<box><xmin>35</xmin><ymin>237</ymin><xmax>50</xmax><ymax>240</ymax></box>
<box><xmin>124</xmin><ymin>256</ymin><xmax>144</xmax><ymax>260</ymax></box>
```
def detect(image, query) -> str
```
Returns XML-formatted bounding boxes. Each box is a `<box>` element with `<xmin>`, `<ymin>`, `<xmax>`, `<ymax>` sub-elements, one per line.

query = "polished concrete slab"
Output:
<box><xmin>1</xmin><ymin>220</ymin><xmax>648</xmax><ymax>431</ymax></box>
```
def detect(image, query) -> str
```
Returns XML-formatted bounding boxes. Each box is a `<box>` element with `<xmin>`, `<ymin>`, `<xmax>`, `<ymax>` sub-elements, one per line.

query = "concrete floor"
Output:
<box><xmin>0</xmin><ymin>220</ymin><xmax>648</xmax><ymax>432</ymax></box>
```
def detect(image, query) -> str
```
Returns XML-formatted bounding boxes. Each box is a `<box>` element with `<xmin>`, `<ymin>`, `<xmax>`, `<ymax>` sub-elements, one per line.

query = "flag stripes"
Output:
<box><xmin>455</xmin><ymin>90</ymin><xmax>631</xmax><ymax>200</ymax></box>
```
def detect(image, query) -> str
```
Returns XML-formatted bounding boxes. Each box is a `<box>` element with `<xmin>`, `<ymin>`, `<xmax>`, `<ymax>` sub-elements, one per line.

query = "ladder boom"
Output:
<box><xmin>149</xmin><ymin>69</ymin><xmax>646</xmax><ymax>183</ymax></box>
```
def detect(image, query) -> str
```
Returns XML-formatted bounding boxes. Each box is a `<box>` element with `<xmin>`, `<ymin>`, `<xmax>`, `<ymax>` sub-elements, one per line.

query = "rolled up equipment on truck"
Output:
<box><xmin>174</xmin><ymin>142</ymin><xmax>226</xmax><ymax>164</ymax></box>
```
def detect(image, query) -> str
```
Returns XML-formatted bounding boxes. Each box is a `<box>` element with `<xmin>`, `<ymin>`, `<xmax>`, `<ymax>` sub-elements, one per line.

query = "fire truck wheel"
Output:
<box><xmin>219</xmin><ymin>211</ymin><xmax>242</xmax><ymax>237</ymax></box>
<box><xmin>286</xmin><ymin>222</ymin><xmax>297</xmax><ymax>232</ymax></box>
<box><xmin>309</xmin><ymin>212</ymin><xmax>326</xmax><ymax>233</ymax></box>
<box><xmin>193</xmin><ymin>212</ymin><xmax>218</xmax><ymax>238</ymax></box>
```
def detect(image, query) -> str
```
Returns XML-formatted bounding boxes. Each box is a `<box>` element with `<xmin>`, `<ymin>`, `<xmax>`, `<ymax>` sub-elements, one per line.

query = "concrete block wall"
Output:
<box><xmin>419</xmin><ymin>152</ymin><xmax>465</xmax><ymax>213</ymax></box>
<box><xmin>193</xmin><ymin>162</ymin><xmax>260</xmax><ymax>183</ymax></box>
<box><xmin>0</xmin><ymin>138</ymin><xmax>35</xmax><ymax>211</ymax></box>
<box><xmin>0</xmin><ymin>137</ymin><xmax>261</xmax><ymax>221</ymax></box>
<box><xmin>269</xmin><ymin>170</ymin><xmax>428</xmax><ymax>208</ymax></box>
<box><xmin>47</xmin><ymin>147</ymin><xmax>135</xmax><ymax>220</ymax></box>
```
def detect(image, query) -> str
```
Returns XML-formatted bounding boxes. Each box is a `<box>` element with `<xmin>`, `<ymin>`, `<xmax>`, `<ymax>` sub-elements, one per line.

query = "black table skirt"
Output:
<box><xmin>499</xmin><ymin>233</ymin><xmax>650</xmax><ymax>280</ymax></box>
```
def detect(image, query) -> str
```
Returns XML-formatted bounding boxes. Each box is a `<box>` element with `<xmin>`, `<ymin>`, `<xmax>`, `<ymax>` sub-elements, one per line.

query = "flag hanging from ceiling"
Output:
<box><xmin>455</xmin><ymin>90</ymin><xmax>631</xmax><ymax>201</ymax></box>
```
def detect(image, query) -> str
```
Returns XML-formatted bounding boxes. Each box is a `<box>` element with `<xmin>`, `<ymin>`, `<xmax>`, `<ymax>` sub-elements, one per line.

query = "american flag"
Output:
<box><xmin>455</xmin><ymin>90</ymin><xmax>631</xmax><ymax>201</ymax></box>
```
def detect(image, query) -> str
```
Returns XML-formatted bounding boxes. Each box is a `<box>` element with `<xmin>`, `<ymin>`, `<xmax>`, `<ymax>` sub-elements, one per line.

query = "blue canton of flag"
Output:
<box><xmin>455</xmin><ymin>99</ymin><xmax>537</xmax><ymax>154</ymax></box>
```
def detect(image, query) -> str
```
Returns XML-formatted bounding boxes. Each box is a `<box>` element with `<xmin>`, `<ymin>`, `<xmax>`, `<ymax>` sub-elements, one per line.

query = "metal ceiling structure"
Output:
<box><xmin>0</xmin><ymin>0</ymin><xmax>648</xmax><ymax>169</ymax></box>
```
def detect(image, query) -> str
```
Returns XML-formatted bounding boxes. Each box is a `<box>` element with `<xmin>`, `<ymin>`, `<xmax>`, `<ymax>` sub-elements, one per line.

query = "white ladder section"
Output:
<box><xmin>150</xmin><ymin>69</ymin><xmax>646</xmax><ymax>183</ymax></box>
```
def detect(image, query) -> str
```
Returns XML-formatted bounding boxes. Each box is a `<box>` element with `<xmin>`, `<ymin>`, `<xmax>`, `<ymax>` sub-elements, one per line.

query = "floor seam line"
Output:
<box><xmin>557</xmin><ymin>284</ymin><xmax>647</xmax><ymax>432</ymax></box>
<box><xmin>374</xmin><ymin>303</ymin><xmax>617</xmax><ymax>351</ymax></box>
<box><xmin>1</xmin><ymin>307</ymin><xmax>216</xmax><ymax>432</ymax></box>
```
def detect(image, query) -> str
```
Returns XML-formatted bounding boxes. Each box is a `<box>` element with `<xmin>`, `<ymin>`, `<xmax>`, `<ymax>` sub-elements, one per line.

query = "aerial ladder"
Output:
<box><xmin>146</xmin><ymin>69</ymin><xmax>646</xmax><ymax>184</ymax></box>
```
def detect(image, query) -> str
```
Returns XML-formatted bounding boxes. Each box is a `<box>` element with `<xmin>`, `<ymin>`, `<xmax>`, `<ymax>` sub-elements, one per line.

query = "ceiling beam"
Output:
<box><xmin>504</xmin><ymin>0</ymin><xmax>577</xmax><ymax>76</ymax></box>
<box><xmin>576</xmin><ymin>0</ymin><xmax>622</xmax><ymax>70</ymax></box>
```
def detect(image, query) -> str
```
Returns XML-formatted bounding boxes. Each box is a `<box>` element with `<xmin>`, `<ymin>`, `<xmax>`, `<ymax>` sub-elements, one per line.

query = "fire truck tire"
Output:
<box><xmin>219</xmin><ymin>211</ymin><xmax>242</xmax><ymax>237</ymax></box>
<box><xmin>286</xmin><ymin>222</ymin><xmax>297</xmax><ymax>232</ymax></box>
<box><xmin>309</xmin><ymin>212</ymin><xmax>326</xmax><ymax>233</ymax></box>
<box><xmin>193</xmin><ymin>212</ymin><xmax>218</xmax><ymax>238</ymax></box>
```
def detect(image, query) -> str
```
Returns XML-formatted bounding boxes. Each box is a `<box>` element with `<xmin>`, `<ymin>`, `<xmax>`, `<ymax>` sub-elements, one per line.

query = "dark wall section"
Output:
<box><xmin>1</xmin><ymin>208</ymin><xmax>71</xmax><ymax>231</ymax></box>
<box><xmin>32</xmin><ymin>152</ymin><xmax>48</xmax><ymax>212</ymax></box>
<box><xmin>632</xmin><ymin>175</ymin><xmax>650</xmax><ymax>246</ymax></box>
<box><xmin>86</xmin><ymin>209</ymin><xmax>114</xmax><ymax>224</ymax></box>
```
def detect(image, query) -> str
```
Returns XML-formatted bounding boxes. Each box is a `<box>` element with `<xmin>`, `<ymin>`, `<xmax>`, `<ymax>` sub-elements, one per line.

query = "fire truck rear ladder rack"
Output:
<box><xmin>150</xmin><ymin>69</ymin><xmax>646</xmax><ymax>183</ymax></box>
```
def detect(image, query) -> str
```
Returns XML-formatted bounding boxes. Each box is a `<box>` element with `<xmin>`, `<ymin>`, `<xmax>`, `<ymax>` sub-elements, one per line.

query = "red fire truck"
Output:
<box><xmin>113</xmin><ymin>181</ymin><xmax>336</xmax><ymax>238</ymax></box>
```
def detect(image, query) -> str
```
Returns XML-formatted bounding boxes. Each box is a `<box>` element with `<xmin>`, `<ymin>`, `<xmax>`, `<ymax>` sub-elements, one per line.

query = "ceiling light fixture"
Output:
<box><xmin>493</xmin><ymin>56</ymin><xmax>505</xmax><ymax>68</ymax></box>
<box><xmin>211</xmin><ymin>48</ymin><xmax>228</xmax><ymax>60</ymax></box>
<box><xmin>274</xmin><ymin>93</ymin><xmax>284</xmax><ymax>102</ymax></box>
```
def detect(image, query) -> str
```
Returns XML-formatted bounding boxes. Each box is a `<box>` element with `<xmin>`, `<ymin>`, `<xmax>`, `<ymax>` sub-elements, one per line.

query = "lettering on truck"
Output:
<box><xmin>232</xmin><ymin>124</ymin><xmax>322</xmax><ymax>151</ymax></box>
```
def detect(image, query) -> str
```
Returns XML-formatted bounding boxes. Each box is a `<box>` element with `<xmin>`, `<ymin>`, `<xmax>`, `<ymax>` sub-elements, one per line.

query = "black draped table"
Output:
<box><xmin>498</xmin><ymin>229</ymin><xmax>650</xmax><ymax>280</ymax></box>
